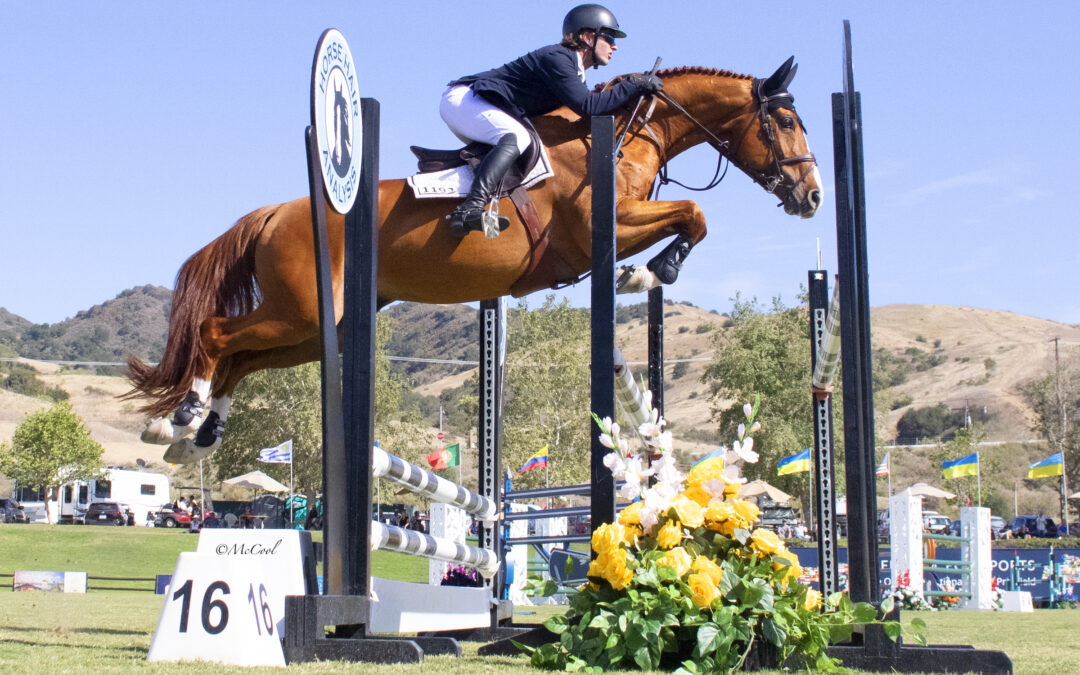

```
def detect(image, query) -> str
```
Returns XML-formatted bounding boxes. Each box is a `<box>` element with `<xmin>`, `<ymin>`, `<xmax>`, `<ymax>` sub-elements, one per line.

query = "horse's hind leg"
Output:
<box><xmin>162</xmin><ymin>334</ymin><xmax>331</xmax><ymax>464</ymax></box>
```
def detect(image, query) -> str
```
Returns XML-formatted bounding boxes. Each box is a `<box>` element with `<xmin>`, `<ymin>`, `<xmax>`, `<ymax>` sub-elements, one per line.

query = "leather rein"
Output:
<box><xmin>624</xmin><ymin>80</ymin><xmax>817</xmax><ymax>201</ymax></box>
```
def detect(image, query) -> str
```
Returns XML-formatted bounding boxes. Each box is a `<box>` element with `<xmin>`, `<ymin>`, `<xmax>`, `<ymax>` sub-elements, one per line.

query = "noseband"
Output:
<box><xmin>631</xmin><ymin>81</ymin><xmax>817</xmax><ymax>201</ymax></box>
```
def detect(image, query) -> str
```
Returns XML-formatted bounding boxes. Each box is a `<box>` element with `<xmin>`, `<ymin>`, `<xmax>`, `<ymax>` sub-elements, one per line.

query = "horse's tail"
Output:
<box><xmin>125</xmin><ymin>205</ymin><xmax>278</xmax><ymax>418</ymax></box>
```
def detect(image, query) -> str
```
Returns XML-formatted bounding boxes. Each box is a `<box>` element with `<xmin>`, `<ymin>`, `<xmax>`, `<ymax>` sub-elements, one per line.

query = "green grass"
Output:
<box><xmin>2</xmin><ymin>526</ymin><xmax>1080</xmax><ymax>673</ymax></box>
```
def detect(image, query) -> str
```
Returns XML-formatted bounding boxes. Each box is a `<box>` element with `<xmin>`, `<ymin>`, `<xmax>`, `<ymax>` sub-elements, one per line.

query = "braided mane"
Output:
<box><xmin>597</xmin><ymin>66</ymin><xmax>753</xmax><ymax>92</ymax></box>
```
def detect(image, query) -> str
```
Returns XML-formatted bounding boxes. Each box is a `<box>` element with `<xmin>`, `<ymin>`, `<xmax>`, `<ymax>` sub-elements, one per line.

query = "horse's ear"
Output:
<box><xmin>762</xmin><ymin>55</ymin><xmax>796</xmax><ymax>94</ymax></box>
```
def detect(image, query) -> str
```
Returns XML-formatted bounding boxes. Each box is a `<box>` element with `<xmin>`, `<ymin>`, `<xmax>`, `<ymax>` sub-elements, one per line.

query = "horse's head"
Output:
<box><xmin>731</xmin><ymin>57</ymin><xmax>822</xmax><ymax>218</ymax></box>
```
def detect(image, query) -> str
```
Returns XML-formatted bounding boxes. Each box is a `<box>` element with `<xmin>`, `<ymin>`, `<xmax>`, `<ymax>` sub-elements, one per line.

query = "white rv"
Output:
<box><xmin>56</xmin><ymin>468</ymin><xmax>170</xmax><ymax>525</ymax></box>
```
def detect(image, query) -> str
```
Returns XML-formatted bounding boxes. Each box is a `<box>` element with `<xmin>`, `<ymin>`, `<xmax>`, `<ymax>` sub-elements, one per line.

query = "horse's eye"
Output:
<box><xmin>779</xmin><ymin>116</ymin><xmax>796</xmax><ymax>130</ymax></box>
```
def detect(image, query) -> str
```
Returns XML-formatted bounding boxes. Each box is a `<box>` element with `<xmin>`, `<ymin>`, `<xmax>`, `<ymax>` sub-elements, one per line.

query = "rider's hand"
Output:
<box><xmin>628</xmin><ymin>73</ymin><xmax>663</xmax><ymax>95</ymax></box>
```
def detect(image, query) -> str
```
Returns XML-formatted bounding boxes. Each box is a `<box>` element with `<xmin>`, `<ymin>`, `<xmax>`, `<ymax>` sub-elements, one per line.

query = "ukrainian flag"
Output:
<box><xmin>1028</xmin><ymin>452</ymin><xmax>1064</xmax><ymax>479</ymax></box>
<box><xmin>518</xmin><ymin>446</ymin><xmax>549</xmax><ymax>474</ymax></box>
<box><xmin>942</xmin><ymin>452</ymin><xmax>979</xmax><ymax>479</ymax></box>
<box><xmin>777</xmin><ymin>448</ymin><xmax>812</xmax><ymax>476</ymax></box>
<box><xmin>692</xmin><ymin>447</ymin><xmax>726</xmax><ymax>468</ymax></box>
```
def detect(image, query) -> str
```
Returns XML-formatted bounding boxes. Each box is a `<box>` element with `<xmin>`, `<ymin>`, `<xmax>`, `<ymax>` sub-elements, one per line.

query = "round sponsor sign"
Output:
<box><xmin>311</xmin><ymin>29</ymin><xmax>361</xmax><ymax>214</ymax></box>
<box><xmin>436</xmin><ymin>432</ymin><xmax>444</xmax><ymax>441</ymax></box>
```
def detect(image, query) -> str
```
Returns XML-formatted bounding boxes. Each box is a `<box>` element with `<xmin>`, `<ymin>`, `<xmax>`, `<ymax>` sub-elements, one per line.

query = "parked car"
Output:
<box><xmin>990</xmin><ymin>516</ymin><xmax>1007</xmax><ymax>539</ymax></box>
<box><xmin>948</xmin><ymin>519</ymin><xmax>962</xmax><ymax>536</ymax></box>
<box><xmin>0</xmin><ymin>497</ymin><xmax>27</xmax><ymax>524</ymax></box>
<box><xmin>153</xmin><ymin>505</ymin><xmax>192</xmax><ymax>528</ymax></box>
<box><xmin>1010</xmin><ymin>515</ymin><xmax>1060</xmax><ymax>539</ymax></box>
<box><xmin>922</xmin><ymin>511</ymin><xmax>951</xmax><ymax>535</ymax></box>
<box><xmin>83</xmin><ymin>501</ymin><xmax>128</xmax><ymax>526</ymax></box>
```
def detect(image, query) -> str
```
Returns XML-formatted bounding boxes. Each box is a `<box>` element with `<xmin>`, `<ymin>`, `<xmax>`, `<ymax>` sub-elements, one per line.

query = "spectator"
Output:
<box><xmin>409</xmin><ymin>512</ymin><xmax>426</xmax><ymax>534</ymax></box>
<box><xmin>242</xmin><ymin>506</ymin><xmax>254</xmax><ymax>529</ymax></box>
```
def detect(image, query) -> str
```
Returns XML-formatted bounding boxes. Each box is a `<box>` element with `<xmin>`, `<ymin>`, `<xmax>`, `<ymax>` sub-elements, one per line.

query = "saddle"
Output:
<box><xmin>409</xmin><ymin>127</ymin><xmax>579</xmax><ymax>297</ymax></box>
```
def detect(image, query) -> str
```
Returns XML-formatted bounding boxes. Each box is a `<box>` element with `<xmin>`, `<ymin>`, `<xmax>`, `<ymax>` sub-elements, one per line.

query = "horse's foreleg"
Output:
<box><xmin>615</xmin><ymin>199</ymin><xmax>707</xmax><ymax>285</ymax></box>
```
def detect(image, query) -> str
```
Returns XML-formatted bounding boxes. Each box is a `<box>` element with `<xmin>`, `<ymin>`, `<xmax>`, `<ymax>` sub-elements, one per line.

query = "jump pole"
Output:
<box><xmin>823</xmin><ymin>22</ymin><xmax>1010</xmax><ymax>672</ymax></box>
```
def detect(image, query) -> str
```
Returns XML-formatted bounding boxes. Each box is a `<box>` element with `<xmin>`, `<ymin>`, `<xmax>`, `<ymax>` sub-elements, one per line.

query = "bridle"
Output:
<box><xmin>624</xmin><ymin>79</ymin><xmax>817</xmax><ymax>202</ymax></box>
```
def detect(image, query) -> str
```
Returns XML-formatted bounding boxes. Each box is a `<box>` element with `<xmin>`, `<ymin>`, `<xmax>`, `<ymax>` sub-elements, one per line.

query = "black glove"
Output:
<box><xmin>628</xmin><ymin>73</ymin><xmax>663</xmax><ymax>95</ymax></box>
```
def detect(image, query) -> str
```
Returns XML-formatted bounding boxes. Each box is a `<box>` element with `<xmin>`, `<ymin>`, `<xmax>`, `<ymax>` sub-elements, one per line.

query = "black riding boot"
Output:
<box><xmin>448</xmin><ymin>135</ymin><xmax>521</xmax><ymax>238</ymax></box>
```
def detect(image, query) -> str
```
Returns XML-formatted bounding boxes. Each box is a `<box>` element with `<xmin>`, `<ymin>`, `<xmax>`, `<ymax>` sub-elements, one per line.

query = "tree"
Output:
<box><xmin>502</xmin><ymin>296</ymin><xmax>592</xmax><ymax>488</ymax></box>
<box><xmin>1020</xmin><ymin>345</ymin><xmax>1080</xmax><ymax>521</ymax></box>
<box><xmin>701</xmin><ymin>294</ymin><xmax>842</xmax><ymax>516</ymax></box>
<box><xmin>928</xmin><ymin>425</ymin><xmax>1005</xmax><ymax>511</ymax></box>
<box><xmin>0</xmin><ymin>401</ymin><xmax>104</xmax><ymax>523</ymax></box>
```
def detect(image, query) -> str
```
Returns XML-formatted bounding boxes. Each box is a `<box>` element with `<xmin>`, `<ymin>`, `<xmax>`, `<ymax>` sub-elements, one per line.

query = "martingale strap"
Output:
<box><xmin>508</xmin><ymin>186</ymin><xmax>581</xmax><ymax>297</ymax></box>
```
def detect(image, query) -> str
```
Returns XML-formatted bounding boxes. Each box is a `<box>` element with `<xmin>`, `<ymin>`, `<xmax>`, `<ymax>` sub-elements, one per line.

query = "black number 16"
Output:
<box><xmin>172</xmin><ymin>579</ymin><xmax>231</xmax><ymax>635</ymax></box>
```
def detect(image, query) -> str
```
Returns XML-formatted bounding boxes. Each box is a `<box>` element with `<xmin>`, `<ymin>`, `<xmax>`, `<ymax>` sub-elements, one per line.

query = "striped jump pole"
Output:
<box><xmin>371</xmin><ymin>521</ymin><xmax>500</xmax><ymax>578</ymax></box>
<box><xmin>372</xmin><ymin>447</ymin><xmax>499</xmax><ymax>521</ymax></box>
<box><xmin>613</xmin><ymin>347</ymin><xmax>651</xmax><ymax>428</ymax></box>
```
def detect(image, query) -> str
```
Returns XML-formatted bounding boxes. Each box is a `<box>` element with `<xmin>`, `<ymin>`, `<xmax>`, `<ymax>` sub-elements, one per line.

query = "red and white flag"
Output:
<box><xmin>875</xmin><ymin>452</ymin><xmax>890</xmax><ymax>476</ymax></box>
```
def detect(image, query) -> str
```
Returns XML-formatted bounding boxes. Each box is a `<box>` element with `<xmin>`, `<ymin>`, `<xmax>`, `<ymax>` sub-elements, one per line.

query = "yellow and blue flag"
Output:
<box><xmin>692</xmin><ymin>447</ymin><xmax>726</xmax><ymax>468</ymax></box>
<box><xmin>519</xmin><ymin>446</ymin><xmax>549</xmax><ymax>474</ymax></box>
<box><xmin>1028</xmin><ymin>452</ymin><xmax>1064</xmax><ymax>479</ymax></box>
<box><xmin>942</xmin><ymin>452</ymin><xmax>979</xmax><ymax>479</ymax></box>
<box><xmin>777</xmin><ymin>448</ymin><xmax>812</xmax><ymax>476</ymax></box>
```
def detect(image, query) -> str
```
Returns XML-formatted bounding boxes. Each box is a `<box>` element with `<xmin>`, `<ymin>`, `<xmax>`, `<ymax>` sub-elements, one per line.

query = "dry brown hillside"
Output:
<box><xmin>2</xmin><ymin>305</ymin><xmax>1077</xmax><ymax>491</ymax></box>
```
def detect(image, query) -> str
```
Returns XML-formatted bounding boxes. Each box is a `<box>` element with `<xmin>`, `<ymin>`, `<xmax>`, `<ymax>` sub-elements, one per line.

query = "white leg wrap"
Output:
<box><xmin>210</xmin><ymin>396</ymin><xmax>231</xmax><ymax>420</ymax></box>
<box><xmin>192</xmin><ymin>378</ymin><xmax>212</xmax><ymax>402</ymax></box>
<box><xmin>615</xmin><ymin>265</ymin><xmax>663</xmax><ymax>294</ymax></box>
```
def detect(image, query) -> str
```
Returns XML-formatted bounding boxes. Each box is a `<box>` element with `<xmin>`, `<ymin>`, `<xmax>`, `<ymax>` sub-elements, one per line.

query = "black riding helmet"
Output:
<box><xmin>562</xmin><ymin>3</ymin><xmax>626</xmax><ymax>43</ymax></box>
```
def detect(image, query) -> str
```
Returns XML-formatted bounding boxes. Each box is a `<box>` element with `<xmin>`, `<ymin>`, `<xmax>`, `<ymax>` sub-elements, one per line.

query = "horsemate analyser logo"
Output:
<box><xmin>311</xmin><ymin>29</ymin><xmax>361</xmax><ymax>214</ymax></box>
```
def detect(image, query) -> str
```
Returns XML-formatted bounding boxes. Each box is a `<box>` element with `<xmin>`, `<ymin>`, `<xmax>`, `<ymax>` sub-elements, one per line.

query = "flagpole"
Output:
<box><xmin>289</xmin><ymin>450</ymin><xmax>294</xmax><ymax>526</ymax></box>
<box><xmin>976</xmin><ymin>454</ymin><xmax>981</xmax><ymax>507</ymax></box>
<box><xmin>887</xmin><ymin>454</ymin><xmax>892</xmax><ymax>497</ymax></box>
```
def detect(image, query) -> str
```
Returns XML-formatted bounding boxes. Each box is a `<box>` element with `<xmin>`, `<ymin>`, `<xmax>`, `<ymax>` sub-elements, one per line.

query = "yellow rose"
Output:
<box><xmin>602</xmin><ymin>548</ymin><xmax>634</xmax><ymax>590</ymax></box>
<box><xmin>618</xmin><ymin>500</ymin><xmax>643</xmax><ymax>525</ymax></box>
<box><xmin>683</xmin><ymin>485</ymin><xmax>712</xmax><ymax>508</ymax></box>
<box><xmin>592</xmin><ymin>522</ymin><xmax>624</xmax><ymax>556</ymax></box>
<box><xmin>656</xmin><ymin>546</ymin><xmax>692</xmax><ymax>578</ymax></box>
<box><xmin>687</xmin><ymin>572</ymin><xmax>721</xmax><ymax>608</ymax></box>
<box><xmin>803</xmin><ymin>588</ymin><xmax>822</xmax><ymax>612</ymax></box>
<box><xmin>656</xmin><ymin>518</ymin><xmax>683</xmax><ymax>549</ymax></box>
<box><xmin>691</xmin><ymin>556</ymin><xmax>724</xmax><ymax>586</ymax></box>
<box><xmin>622</xmin><ymin>523</ymin><xmax>640</xmax><ymax>547</ymax></box>
<box><xmin>671</xmin><ymin>495</ymin><xmax>705</xmax><ymax>529</ymax></box>
<box><xmin>587</xmin><ymin>552</ymin><xmax>608</xmax><ymax>580</ymax></box>
<box><xmin>730</xmin><ymin>499</ymin><xmax>761</xmax><ymax>525</ymax></box>
<box><xmin>772</xmin><ymin>549</ymin><xmax>802</xmax><ymax>588</ymax></box>
<box><xmin>749</xmin><ymin>528</ymin><xmax>785</xmax><ymax>556</ymax></box>
<box><xmin>723</xmin><ymin>480</ymin><xmax>742</xmax><ymax>499</ymax></box>
<box><xmin>704</xmin><ymin>501</ymin><xmax>736</xmax><ymax>523</ymax></box>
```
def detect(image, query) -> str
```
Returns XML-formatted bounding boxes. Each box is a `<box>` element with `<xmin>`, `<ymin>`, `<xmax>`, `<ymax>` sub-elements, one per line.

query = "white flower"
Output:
<box><xmin>737</xmin><ymin>423</ymin><xmax>746</xmax><ymax>440</ymax></box>
<box><xmin>650</xmin><ymin>455</ymin><xmax>684</xmax><ymax>495</ymax></box>
<box><xmin>722</xmin><ymin>464</ymin><xmax>747</xmax><ymax>485</ymax></box>
<box><xmin>731</xmin><ymin>438</ymin><xmax>759</xmax><ymax>464</ymax></box>
<box><xmin>619</xmin><ymin>480</ymin><xmax>642</xmax><ymax>502</ymax></box>
<box><xmin>751</xmin><ymin>421</ymin><xmax>761</xmax><ymax>433</ymax></box>
<box><xmin>603</xmin><ymin>451</ymin><xmax>626</xmax><ymax>474</ymax></box>
<box><xmin>743</xmin><ymin>402</ymin><xmax>753</xmax><ymax>419</ymax></box>
<box><xmin>702</xmin><ymin>478</ymin><xmax>727</xmax><ymax>501</ymax></box>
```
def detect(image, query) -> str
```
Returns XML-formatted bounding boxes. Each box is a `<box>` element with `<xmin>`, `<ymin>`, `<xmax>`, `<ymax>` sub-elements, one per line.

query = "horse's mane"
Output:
<box><xmin>595</xmin><ymin>65</ymin><xmax>753</xmax><ymax>92</ymax></box>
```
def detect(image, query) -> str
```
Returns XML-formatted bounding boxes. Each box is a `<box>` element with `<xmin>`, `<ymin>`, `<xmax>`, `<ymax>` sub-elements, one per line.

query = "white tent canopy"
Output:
<box><xmin>740</xmin><ymin>480</ymin><xmax>793</xmax><ymax>503</ymax></box>
<box><xmin>224</xmin><ymin>470</ymin><xmax>288</xmax><ymax>493</ymax></box>
<box><xmin>905</xmin><ymin>482</ymin><xmax>956</xmax><ymax>499</ymax></box>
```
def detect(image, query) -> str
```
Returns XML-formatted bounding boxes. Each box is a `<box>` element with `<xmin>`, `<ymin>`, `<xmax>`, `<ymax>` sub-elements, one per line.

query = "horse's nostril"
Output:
<box><xmin>808</xmin><ymin>190</ymin><xmax>822</xmax><ymax>208</ymax></box>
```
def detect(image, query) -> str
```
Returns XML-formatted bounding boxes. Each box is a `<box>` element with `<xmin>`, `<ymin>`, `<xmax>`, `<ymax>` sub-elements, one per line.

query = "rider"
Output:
<box><xmin>440</xmin><ymin>3</ymin><xmax>663</xmax><ymax>237</ymax></box>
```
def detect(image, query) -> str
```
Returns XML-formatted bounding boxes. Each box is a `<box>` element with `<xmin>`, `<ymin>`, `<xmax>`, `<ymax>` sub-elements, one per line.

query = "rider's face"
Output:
<box><xmin>582</xmin><ymin>30</ymin><xmax>616</xmax><ymax>67</ymax></box>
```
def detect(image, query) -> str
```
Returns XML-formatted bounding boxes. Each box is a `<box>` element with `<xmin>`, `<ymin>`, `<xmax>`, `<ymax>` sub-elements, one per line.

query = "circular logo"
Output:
<box><xmin>311</xmin><ymin>29</ymin><xmax>361</xmax><ymax>214</ymax></box>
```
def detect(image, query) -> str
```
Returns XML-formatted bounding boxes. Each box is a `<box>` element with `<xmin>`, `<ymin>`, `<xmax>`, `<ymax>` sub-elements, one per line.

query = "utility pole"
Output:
<box><xmin>1052</xmin><ymin>337</ymin><xmax>1069</xmax><ymax>532</ymax></box>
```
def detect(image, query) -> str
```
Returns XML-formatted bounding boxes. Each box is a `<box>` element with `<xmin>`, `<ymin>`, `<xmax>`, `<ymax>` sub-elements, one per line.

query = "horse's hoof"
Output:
<box><xmin>141</xmin><ymin>417</ymin><xmax>198</xmax><ymax>445</ymax></box>
<box><xmin>163</xmin><ymin>438</ymin><xmax>217</xmax><ymax>465</ymax></box>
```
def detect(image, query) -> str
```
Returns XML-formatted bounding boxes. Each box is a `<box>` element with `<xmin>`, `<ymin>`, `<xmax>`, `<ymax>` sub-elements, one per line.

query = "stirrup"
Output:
<box><xmin>448</xmin><ymin>207</ymin><xmax>510</xmax><ymax>239</ymax></box>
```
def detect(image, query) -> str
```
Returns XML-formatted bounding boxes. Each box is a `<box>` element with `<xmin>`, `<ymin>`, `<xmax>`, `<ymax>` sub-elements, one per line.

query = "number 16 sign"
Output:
<box><xmin>147</xmin><ymin>552</ymin><xmax>286</xmax><ymax>666</ymax></box>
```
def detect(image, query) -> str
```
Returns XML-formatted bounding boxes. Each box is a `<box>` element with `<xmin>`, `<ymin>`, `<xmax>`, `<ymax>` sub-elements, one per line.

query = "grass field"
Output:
<box><xmin>2</xmin><ymin>525</ymin><xmax>1079</xmax><ymax>673</ymax></box>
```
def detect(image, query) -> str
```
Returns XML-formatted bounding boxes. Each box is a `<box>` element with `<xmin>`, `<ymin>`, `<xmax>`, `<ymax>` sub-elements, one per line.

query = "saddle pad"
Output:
<box><xmin>406</xmin><ymin>145</ymin><xmax>555</xmax><ymax>199</ymax></box>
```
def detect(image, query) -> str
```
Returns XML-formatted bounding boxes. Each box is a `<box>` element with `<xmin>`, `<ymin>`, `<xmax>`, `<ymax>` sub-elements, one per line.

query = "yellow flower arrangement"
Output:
<box><xmin>591</xmin><ymin>522</ymin><xmax>624</xmax><ymax>556</ymax></box>
<box><xmin>803</xmin><ymin>587</ymin><xmax>822</xmax><ymax>612</ymax></box>
<box><xmin>618</xmin><ymin>500</ymin><xmax>642</xmax><ymax>525</ymax></box>
<box><xmin>670</xmin><ymin>494</ymin><xmax>704</xmax><ymax>528</ymax></box>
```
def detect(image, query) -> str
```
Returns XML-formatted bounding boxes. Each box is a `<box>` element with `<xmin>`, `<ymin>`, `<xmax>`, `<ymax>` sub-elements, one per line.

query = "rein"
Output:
<box><xmin>624</xmin><ymin>81</ymin><xmax>817</xmax><ymax>201</ymax></box>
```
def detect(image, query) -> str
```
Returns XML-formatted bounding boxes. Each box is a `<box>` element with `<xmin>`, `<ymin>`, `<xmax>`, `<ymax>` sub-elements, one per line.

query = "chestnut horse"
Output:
<box><xmin>127</xmin><ymin>58</ymin><xmax>821</xmax><ymax>464</ymax></box>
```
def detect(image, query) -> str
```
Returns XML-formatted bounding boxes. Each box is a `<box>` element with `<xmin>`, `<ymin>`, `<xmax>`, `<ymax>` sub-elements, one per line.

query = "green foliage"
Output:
<box><xmin>672</xmin><ymin>360</ymin><xmax>690</xmax><ymax>380</ymax></box>
<box><xmin>503</xmin><ymin>296</ymin><xmax>591</xmax><ymax>487</ymax></box>
<box><xmin>1020</xmin><ymin>346</ymin><xmax>1080</xmax><ymax>506</ymax></box>
<box><xmin>0</xmin><ymin>362</ymin><xmax>69</xmax><ymax>402</ymax></box>
<box><xmin>929</xmin><ymin>426</ymin><xmax>1008</xmax><ymax>508</ymax></box>
<box><xmin>896</xmin><ymin>404</ymin><xmax>993</xmax><ymax>443</ymax></box>
<box><xmin>0</xmin><ymin>402</ymin><xmax>104</xmax><ymax>520</ymax></box>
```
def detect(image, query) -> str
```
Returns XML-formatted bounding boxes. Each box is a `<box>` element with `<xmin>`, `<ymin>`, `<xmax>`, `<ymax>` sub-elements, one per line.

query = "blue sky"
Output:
<box><xmin>1</xmin><ymin>2</ymin><xmax>1077</xmax><ymax>326</ymax></box>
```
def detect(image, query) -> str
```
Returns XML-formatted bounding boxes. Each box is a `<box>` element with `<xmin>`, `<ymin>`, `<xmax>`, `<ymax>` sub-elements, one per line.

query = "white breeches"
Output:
<box><xmin>439</xmin><ymin>85</ymin><xmax>532</xmax><ymax>154</ymax></box>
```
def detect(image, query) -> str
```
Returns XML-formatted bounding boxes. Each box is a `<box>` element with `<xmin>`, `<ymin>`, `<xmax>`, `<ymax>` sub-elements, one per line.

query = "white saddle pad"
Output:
<box><xmin>406</xmin><ymin>145</ymin><xmax>554</xmax><ymax>199</ymax></box>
